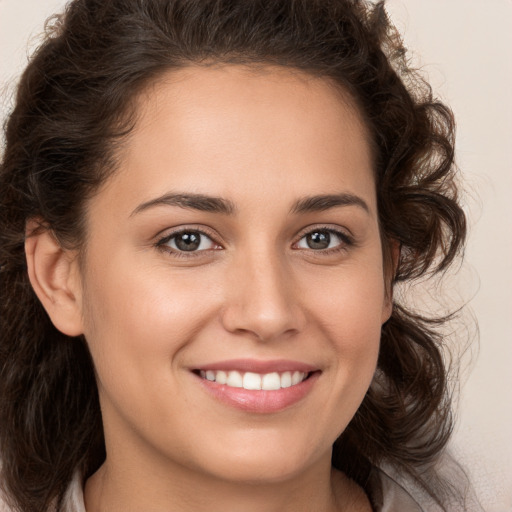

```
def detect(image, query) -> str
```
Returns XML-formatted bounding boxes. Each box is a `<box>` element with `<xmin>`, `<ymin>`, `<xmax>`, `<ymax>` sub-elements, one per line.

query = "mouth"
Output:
<box><xmin>196</xmin><ymin>369</ymin><xmax>311</xmax><ymax>390</ymax></box>
<box><xmin>191</xmin><ymin>360</ymin><xmax>320</xmax><ymax>413</ymax></box>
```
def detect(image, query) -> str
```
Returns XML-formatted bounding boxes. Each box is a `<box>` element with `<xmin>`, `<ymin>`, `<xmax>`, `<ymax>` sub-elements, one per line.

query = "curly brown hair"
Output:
<box><xmin>0</xmin><ymin>0</ymin><xmax>466</xmax><ymax>510</ymax></box>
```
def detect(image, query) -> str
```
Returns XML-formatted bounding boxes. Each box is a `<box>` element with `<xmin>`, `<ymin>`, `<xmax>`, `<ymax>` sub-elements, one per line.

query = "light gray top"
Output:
<box><xmin>59</xmin><ymin>469</ymin><xmax>425</xmax><ymax>512</ymax></box>
<box><xmin>1</xmin><ymin>460</ymin><xmax>483</xmax><ymax>511</ymax></box>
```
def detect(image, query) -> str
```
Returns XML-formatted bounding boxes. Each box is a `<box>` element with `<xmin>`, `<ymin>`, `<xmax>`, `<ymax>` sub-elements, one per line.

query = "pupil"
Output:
<box><xmin>176</xmin><ymin>232</ymin><xmax>200</xmax><ymax>251</ymax></box>
<box><xmin>307</xmin><ymin>231</ymin><xmax>330</xmax><ymax>249</ymax></box>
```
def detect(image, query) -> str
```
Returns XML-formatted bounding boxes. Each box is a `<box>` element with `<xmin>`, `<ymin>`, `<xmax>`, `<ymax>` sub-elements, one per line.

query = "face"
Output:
<box><xmin>77</xmin><ymin>65</ymin><xmax>390</xmax><ymax>484</ymax></box>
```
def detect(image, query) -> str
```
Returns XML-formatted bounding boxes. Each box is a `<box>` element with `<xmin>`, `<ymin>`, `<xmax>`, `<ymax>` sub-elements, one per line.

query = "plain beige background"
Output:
<box><xmin>1</xmin><ymin>1</ymin><xmax>511</xmax><ymax>511</ymax></box>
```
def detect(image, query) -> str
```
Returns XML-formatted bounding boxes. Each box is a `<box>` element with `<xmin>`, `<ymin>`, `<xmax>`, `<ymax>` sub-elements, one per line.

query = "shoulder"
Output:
<box><xmin>370</xmin><ymin>452</ymin><xmax>485</xmax><ymax>512</ymax></box>
<box><xmin>61</xmin><ymin>471</ymin><xmax>86</xmax><ymax>512</ymax></box>
<box><xmin>0</xmin><ymin>485</ymin><xmax>13</xmax><ymax>512</ymax></box>
<box><xmin>0</xmin><ymin>467</ymin><xmax>13</xmax><ymax>512</ymax></box>
<box><xmin>368</xmin><ymin>468</ymin><xmax>424</xmax><ymax>512</ymax></box>
<box><xmin>0</xmin><ymin>469</ymin><xmax>84</xmax><ymax>512</ymax></box>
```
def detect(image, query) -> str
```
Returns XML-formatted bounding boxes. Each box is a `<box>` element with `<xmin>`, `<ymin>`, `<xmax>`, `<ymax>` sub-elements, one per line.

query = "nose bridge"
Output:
<box><xmin>221</xmin><ymin>242</ymin><xmax>303</xmax><ymax>341</ymax></box>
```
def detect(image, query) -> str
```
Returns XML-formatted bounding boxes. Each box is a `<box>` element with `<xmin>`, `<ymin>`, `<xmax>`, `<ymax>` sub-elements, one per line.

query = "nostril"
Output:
<box><xmin>220</xmin><ymin>305</ymin><xmax>304</xmax><ymax>342</ymax></box>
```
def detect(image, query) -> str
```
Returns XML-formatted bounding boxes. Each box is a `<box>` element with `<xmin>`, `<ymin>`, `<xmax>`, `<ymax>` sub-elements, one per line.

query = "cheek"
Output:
<box><xmin>80</xmin><ymin>253</ymin><xmax>221</xmax><ymax>374</ymax></box>
<box><xmin>305</xmin><ymin>261</ymin><xmax>386</xmax><ymax>340</ymax></box>
<box><xmin>303</xmin><ymin>260</ymin><xmax>385</xmax><ymax>385</ymax></box>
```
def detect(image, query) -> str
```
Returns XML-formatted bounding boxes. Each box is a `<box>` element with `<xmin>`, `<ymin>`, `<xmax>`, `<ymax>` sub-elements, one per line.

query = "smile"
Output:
<box><xmin>198</xmin><ymin>370</ymin><xmax>309</xmax><ymax>390</ymax></box>
<box><xmin>193</xmin><ymin>361</ymin><xmax>320</xmax><ymax>413</ymax></box>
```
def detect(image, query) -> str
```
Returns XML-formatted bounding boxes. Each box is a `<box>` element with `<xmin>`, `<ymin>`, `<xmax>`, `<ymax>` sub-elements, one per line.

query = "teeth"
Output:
<box><xmin>216</xmin><ymin>370</ymin><xmax>227</xmax><ymax>384</ymax></box>
<box><xmin>243</xmin><ymin>372</ymin><xmax>262</xmax><ymax>390</ymax></box>
<box><xmin>226</xmin><ymin>371</ymin><xmax>243</xmax><ymax>388</ymax></box>
<box><xmin>281</xmin><ymin>371</ymin><xmax>292</xmax><ymax>388</ymax></box>
<box><xmin>199</xmin><ymin>369</ymin><xmax>308</xmax><ymax>390</ymax></box>
<box><xmin>291</xmin><ymin>371</ymin><xmax>303</xmax><ymax>385</ymax></box>
<box><xmin>261</xmin><ymin>372</ymin><xmax>281</xmax><ymax>390</ymax></box>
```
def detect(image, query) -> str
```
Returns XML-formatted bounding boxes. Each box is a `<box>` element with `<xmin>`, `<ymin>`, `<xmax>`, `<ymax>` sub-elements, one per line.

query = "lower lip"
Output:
<box><xmin>195</xmin><ymin>372</ymin><xmax>320</xmax><ymax>413</ymax></box>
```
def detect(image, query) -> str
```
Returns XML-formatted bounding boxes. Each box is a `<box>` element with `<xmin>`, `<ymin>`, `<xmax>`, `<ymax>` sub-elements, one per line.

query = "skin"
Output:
<box><xmin>27</xmin><ymin>65</ymin><xmax>391</xmax><ymax>511</ymax></box>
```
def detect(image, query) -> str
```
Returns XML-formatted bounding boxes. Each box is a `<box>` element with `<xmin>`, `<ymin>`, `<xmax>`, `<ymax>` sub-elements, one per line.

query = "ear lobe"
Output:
<box><xmin>25</xmin><ymin>222</ymin><xmax>84</xmax><ymax>337</ymax></box>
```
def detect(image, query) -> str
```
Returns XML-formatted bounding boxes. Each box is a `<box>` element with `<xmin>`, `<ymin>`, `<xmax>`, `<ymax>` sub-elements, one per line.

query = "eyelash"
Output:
<box><xmin>155</xmin><ymin>227</ymin><xmax>221</xmax><ymax>259</ymax></box>
<box><xmin>293</xmin><ymin>226</ymin><xmax>354</xmax><ymax>255</ymax></box>
<box><xmin>155</xmin><ymin>226</ymin><xmax>354</xmax><ymax>258</ymax></box>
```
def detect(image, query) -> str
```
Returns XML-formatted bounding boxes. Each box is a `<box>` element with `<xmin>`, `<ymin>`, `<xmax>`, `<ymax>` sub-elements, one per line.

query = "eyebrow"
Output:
<box><xmin>131</xmin><ymin>193</ymin><xmax>236</xmax><ymax>216</ymax></box>
<box><xmin>291</xmin><ymin>193</ymin><xmax>370</xmax><ymax>214</ymax></box>
<box><xmin>131</xmin><ymin>191</ymin><xmax>369</xmax><ymax>217</ymax></box>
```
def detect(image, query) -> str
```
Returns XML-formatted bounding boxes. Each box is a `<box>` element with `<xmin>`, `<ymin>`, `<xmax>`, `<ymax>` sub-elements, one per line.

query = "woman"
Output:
<box><xmin>0</xmin><ymin>0</ymin><xmax>478</xmax><ymax>510</ymax></box>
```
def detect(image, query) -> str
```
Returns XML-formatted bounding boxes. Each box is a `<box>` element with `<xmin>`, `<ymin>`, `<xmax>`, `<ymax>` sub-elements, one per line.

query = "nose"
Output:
<box><xmin>220</xmin><ymin>249</ymin><xmax>305</xmax><ymax>342</ymax></box>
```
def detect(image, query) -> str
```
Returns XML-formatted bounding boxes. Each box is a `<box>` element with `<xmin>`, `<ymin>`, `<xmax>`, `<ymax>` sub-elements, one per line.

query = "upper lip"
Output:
<box><xmin>193</xmin><ymin>359</ymin><xmax>319</xmax><ymax>374</ymax></box>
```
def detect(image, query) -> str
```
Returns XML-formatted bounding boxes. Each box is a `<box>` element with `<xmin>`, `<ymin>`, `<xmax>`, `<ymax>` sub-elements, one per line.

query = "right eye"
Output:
<box><xmin>157</xmin><ymin>229</ymin><xmax>220</xmax><ymax>253</ymax></box>
<box><xmin>294</xmin><ymin>228</ymin><xmax>353</xmax><ymax>252</ymax></box>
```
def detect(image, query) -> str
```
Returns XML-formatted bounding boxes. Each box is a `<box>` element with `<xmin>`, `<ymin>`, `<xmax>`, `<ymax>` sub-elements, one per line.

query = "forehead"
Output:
<box><xmin>134</xmin><ymin>64</ymin><xmax>372</xmax><ymax>153</ymax></box>
<box><xmin>101</xmin><ymin>64</ymin><xmax>376</xmax><ymax>213</ymax></box>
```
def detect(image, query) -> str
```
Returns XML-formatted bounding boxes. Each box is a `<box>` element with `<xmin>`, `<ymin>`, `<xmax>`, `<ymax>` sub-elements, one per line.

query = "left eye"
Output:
<box><xmin>296</xmin><ymin>230</ymin><xmax>345</xmax><ymax>250</ymax></box>
<box><xmin>163</xmin><ymin>231</ymin><xmax>217</xmax><ymax>252</ymax></box>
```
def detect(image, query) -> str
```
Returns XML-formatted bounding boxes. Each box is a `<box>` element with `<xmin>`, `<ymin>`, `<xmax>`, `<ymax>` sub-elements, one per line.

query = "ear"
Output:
<box><xmin>381</xmin><ymin>239</ymin><xmax>400</xmax><ymax>324</ymax></box>
<box><xmin>25</xmin><ymin>221</ymin><xmax>84</xmax><ymax>337</ymax></box>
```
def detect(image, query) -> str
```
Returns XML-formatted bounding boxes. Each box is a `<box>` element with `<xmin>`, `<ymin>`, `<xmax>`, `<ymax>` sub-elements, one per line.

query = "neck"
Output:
<box><xmin>84</xmin><ymin>454</ymin><xmax>368</xmax><ymax>512</ymax></box>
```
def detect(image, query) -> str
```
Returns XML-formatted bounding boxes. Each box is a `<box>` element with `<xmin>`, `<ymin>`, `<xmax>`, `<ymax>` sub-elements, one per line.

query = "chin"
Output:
<box><xmin>205</xmin><ymin>457</ymin><xmax>311</xmax><ymax>485</ymax></box>
<box><xmin>189</xmin><ymin>434</ymin><xmax>327</xmax><ymax>485</ymax></box>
